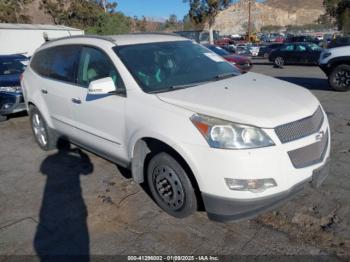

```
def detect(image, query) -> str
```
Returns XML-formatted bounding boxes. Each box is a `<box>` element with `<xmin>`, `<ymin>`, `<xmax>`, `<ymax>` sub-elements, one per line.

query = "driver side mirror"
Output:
<box><xmin>87</xmin><ymin>77</ymin><xmax>116</xmax><ymax>95</ymax></box>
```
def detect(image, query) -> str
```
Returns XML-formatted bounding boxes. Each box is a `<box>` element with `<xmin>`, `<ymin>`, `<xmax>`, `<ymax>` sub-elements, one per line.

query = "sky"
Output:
<box><xmin>115</xmin><ymin>0</ymin><xmax>190</xmax><ymax>21</ymax></box>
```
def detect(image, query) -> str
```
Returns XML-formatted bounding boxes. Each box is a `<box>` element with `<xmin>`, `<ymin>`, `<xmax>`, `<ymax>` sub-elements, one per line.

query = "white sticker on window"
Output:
<box><xmin>204</xmin><ymin>52</ymin><xmax>225</xmax><ymax>63</ymax></box>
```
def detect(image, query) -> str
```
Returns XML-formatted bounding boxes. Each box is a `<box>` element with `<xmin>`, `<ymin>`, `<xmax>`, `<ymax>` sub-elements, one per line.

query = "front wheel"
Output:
<box><xmin>29</xmin><ymin>106</ymin><xmax>57</xmax><ymax>151</ymax></box>
<box><xmin>329</xmin><ymin>64</ymin><xmax>350</xmax><ymax>91</ymax></box>
<box><xmin>147</xmin><ymin>152</ymin><xmax>197</xmax><ymax>218</ymax></box>
<box><xmin>274</xmin><ymin>56</ymin><xmax>285</xmax><ymax>67</ymax></box>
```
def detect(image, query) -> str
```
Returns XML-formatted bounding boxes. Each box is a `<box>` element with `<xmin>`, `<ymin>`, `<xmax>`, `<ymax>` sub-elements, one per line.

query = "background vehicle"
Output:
<box><xmin>269</xmin><ymin>42</ymin><xmax>323</xmax><ymax>67</ymax></box>
<box><xmin>319</xmin><ymin>45</ymin><xmax>350</xmax><ymax>91</ymax></box>
<box><xmin>261</xmin><ymin>43</ymin><xmax>283</xmax><ymax>58</ymax></box>
<box><xmin>328</xmin><ymin>36</ymin><xmax>350</xmax><ymax>49</ymax></box>
<box><xmin>0</xmin><ymin>54</ymin><xmax>28</xmax><ymax>121</ymax></box>
<box><xmin>286</xmin><ymin>35</ymin><xmax>319</xmax><ymax>45</ymax></box>
<box><xmin>205</xmin><ymin>44</ymin><xmax>253</xmax><ymax>72</ymax></box>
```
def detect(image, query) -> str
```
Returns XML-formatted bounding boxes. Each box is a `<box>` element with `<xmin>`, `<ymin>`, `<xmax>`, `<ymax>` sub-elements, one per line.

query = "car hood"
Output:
<box><xmin>156</xmin><ymin>72</ymin><xmax>320</xmax><ymax>128</ymax></box>
<box><xmin>0</xmin><ymin>74</ymin><xmax>20</xmax><ymax>87</ymax></box>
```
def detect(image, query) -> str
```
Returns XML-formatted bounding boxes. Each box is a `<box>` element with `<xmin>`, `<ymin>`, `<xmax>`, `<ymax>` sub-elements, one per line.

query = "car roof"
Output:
<box><xmin>43</xmin><ymin>33</ymin><xmax>189</xmax><ymax>47</ymax></box>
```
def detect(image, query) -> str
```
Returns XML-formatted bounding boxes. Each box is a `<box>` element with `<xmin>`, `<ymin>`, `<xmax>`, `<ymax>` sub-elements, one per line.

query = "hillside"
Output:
<box><xmin>212</xmin><ymin>0</ymin><xmax>325</xmax><ymax>34</ymax></box>
<box><xmin>264</xmin><ymin>0</ymin><xmax>324</xmax><ymax>12</ymax></box>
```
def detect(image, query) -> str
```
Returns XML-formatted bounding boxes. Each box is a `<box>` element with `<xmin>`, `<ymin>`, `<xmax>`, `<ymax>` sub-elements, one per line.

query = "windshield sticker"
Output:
<box><xmin>204</xmin><ymin>53</ymin><xmax>225</xmax><ymax>63</ymax></box>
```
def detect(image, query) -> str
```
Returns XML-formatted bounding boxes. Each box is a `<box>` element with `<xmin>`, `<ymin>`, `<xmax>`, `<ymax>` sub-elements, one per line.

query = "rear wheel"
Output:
<box><xmin>274</xmin><ymin>56</ymin><xmax>285</xmax><ymax>67</ymax></box>
<box><xmin>29</xmin><ymin>106</ymin><xmax>57</xmax><ymax>151</ymax></box>
<box><xmin>0</xmin><ymin>115</ymin><xmax>7</xmax><ymax>122</ymax></box>
<box><xmin>329</xmin><ymin>64</ymin><xmax>350</xmax><ymax>91</ymax></box>
<box><xmin>147</xmin><ymin>152</ymin><xmax>197</xmax><ymax>218</ymax></box>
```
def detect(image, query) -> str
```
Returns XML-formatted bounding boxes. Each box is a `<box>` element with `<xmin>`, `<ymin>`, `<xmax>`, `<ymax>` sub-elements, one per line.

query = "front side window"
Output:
<box><xmin>115</xmin><ymin>41</ymin><xmax>240</xmax><ymax>93</ymax></box>
<box><xmin>280</xmin><ymin>44</ymin><xmax>294</xmax><ymax>52</ymax></box>
<box><xmin>77</xmin><ymin>47</ymin><xmax>124</xmax><ymax>92</ymax></box>
<box><xmin>295</xmin><ymin>44</ymin><xmax>307</xmax><ymax>52</ymax></box>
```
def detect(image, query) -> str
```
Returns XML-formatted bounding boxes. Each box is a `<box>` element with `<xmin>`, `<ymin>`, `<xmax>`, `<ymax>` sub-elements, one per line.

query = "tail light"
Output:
<box><xmin>20</xmin><ymin>73</ymin><xmax>24</xmax><ymax>82</ymax></box>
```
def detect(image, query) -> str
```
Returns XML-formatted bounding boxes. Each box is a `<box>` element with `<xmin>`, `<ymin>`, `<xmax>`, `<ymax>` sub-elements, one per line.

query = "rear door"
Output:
<box><xmin>31</xmin><ymin>45</ymin><xmax>81</xmax><ymax>135</ymax></box>
<box><xmin>68</xmin><ymin>46</ymin><xmax>127</xmax><ymax>161</ymax></box>
<box><xmin>278</xmin><ymin>44</ymin><xmax>295</xmax><ymax>63</ymax></box>
<box><xmin>294</xmin><ymin>43</ymin><xmax>309</xmax><ymax>64</ymax></box>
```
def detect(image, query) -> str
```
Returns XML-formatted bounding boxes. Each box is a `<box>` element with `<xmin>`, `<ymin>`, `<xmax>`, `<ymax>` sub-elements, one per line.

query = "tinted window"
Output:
<box><xmin>50</xmin><ymin>46</ymin><xmax>80</xmax><ymax>82</ymax></box>
<box><xmin>295</xmin><ymin>44</ymin><xmax>307</xmax><ymax>52</ymax></box>
<box><xmin>115</xmin><ymin>41</ymin><xmax>240</xmax><ymax>93</ymax></box>
<box><xmin>31</xmin><ymin>49</ymin><xmax>53</xmax><ymax>77</ymax></box>
<box><xmin>77</xmin><ymin>47</ymin><xmax>124</xmax><ymax>91</ymax></box>
<box><xmin>280</xmin><ymin>44</ymin><xmax>294</xmax><ymax>51</ymax></box>
<box><xmin>31</xmin><ymin>45</ymin><xmax>80</xmax><ymax>83</ymax></box>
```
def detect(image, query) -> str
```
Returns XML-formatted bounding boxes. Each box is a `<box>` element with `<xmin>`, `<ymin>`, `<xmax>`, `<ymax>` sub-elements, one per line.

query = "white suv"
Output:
<box><xmin>22</xmin><ymin>34</ymin><xmax>331</xmax><ymax>221</ymax></box>
<box><xmin>319</xmin><ymin>45</ymin><xmax>350</xmax><ymax>91</ymax></box>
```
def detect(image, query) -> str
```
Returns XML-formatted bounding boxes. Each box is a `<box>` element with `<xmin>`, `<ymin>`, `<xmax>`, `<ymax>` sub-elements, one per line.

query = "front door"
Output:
<box><xmin>68</xmin><ymin>46</ymin><xmax>128</xmax><ymax>162</ymax></box>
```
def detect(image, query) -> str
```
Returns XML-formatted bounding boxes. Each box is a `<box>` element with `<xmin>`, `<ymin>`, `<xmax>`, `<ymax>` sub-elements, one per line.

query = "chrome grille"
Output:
<box><xmin>275</xmin><ymin>106</ymin><xmax>324</xmax><ymax>143</ymax></box>
<box><xmin>288</xmin><ymin>130</ymin><xmax>329</xmax><ymax>169</ymax></box>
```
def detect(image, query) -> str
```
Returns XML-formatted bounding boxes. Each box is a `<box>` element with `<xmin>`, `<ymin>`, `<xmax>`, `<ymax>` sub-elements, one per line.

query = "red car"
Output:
<box><xmin>205</xmin><ymin>44</ymin><xmax>253</xmax><ymax>72</ymax></box>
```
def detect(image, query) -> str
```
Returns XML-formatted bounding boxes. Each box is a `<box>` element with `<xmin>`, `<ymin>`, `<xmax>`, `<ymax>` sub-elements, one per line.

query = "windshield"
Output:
<box><xmin>0</xmin><ymin>59</ymin><xmax>26</xmax><ymax>76</ymax></box>
<box><xmin>114</xmin><ymin>41</ymin><xmax>240</xmax><ymax>93</ymax></box>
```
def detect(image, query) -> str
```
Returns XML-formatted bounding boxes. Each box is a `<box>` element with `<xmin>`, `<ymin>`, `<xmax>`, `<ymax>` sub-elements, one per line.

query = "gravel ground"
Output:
<box><xmin>0</xmin><ymin>59</ymin><xmax>349</xmax><ymax>260</ymax></box>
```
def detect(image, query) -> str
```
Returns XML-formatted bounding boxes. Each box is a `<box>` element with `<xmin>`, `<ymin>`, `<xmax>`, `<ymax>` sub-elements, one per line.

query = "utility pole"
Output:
<box><xmin>247</xmin><ymin>0</ymin><xmax>252</xmax><ymax>42</ymax></box>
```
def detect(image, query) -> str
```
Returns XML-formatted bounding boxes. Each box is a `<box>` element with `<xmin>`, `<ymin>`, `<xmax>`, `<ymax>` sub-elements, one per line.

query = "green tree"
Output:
<box><xmin>86</xmin><ymin>12</ymin><xmax>131</xmax><ymax>35</ymax></box>
<box><xmin>185</xmin><ymin>0</ymin><xmax>234</xmax><ymax>43</ymax></box>
<box><xmin>323</xmin><ymin>0</ymin><xmax>350</xmax><ymax>34</ymax></box>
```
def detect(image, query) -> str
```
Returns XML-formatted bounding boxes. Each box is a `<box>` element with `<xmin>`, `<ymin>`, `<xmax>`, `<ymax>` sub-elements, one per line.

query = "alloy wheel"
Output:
<box><xmin>32</xmin><ymin>113</ymin><xmax>47</xmax><ymax>147</ymax></box>
<box><xmin>334</xmin><ymin>70</ymin><xmax>350</xmax><ymax>89</ymax></box>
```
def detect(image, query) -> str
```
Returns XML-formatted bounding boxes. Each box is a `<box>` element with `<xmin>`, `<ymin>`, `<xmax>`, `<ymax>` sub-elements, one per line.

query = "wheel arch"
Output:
<box><xmin>327</xmin><ymin>56</ymin><xmax>350</xmax><ymax>74</ymax></box>
<box><xmin>130</xmin><ymin>136</ymin><xmax>204</xmax><ymax>210</ymax></box>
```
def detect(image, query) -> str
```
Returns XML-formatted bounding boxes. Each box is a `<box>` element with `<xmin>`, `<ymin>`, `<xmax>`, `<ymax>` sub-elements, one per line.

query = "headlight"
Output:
<box><xmin>0</xmin><ymin>86</ymin><xmax>22</xmax><ymax>93</ymax></box>
<box><xmin>190</xmin><ymin>114</ymin><xmax>274</xmax><ymax>149</ymax></box>
<box><xmin>322</xmin><ymin>52</ymin><xmax>332</xmax><ymax>60</ymax></box>
<box><xmin>225</xmin><ymin>178</ymin><xmax>277</xmax><ymax>192</ymax></box>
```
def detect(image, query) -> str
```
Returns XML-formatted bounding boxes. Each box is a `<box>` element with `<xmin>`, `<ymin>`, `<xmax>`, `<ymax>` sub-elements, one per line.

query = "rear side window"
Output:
<box><xmin>31</xmin><ymin>45</ymin><xmax>80</xmax><ymax>83</ymax></box>
<box><xmin>50</xmin><ymin>46</ymin><xmax>80</xmax><ymax>83</ymax></box>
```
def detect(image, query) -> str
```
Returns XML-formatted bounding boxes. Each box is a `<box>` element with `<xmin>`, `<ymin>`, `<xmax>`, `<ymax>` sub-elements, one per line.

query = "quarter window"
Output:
<box><xmin>77</xmin><ymin>47</ymin><xmax>124</xmax><ymax>92</ymax></box>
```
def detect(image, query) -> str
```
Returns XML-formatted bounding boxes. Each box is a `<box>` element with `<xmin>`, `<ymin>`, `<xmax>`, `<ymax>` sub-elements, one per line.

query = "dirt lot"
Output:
<box><xmin>0</xmin><ymin>59</ymin><xmax>349</xmax><ymax>259</ymax></box>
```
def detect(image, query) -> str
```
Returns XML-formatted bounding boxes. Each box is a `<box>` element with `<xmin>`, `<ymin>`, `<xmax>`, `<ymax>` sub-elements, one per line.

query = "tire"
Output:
<box><xmin>0</xmin><ymin>115</ymin><xmax>7</xmax><ymax>122</ymax></box>
<box><xmin>29</xmin><ymin>106</ymin><xmax>57</xmax><ymax>151</ymax></box>
<box><xmin>147</xmin><ymin>152</ymin><xmax>197</xmax><ymax>218</ymax></box>
<box><xmin>329</xmin><ymin>64</ymin><xmax>350</xmax><ymax>92</ymax></box>
<box><xmin>274</xmin><ymin>56</ymin><xmax>284</xmax><ymax>67</ymax></box>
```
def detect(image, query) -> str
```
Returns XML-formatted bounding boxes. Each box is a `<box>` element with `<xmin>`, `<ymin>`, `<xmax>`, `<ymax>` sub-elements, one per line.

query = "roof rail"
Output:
<box><xmin>42</xmin><ymin>35</ymin><xmax>116</xmax><ymax>46</ymax></box>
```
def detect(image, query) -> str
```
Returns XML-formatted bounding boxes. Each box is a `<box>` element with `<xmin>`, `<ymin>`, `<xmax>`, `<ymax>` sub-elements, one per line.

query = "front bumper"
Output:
<box><xmin>203</xmin><ymin>158</ymin><xmax>330</xmax><ymax>222</ymax></box>
<box><xmin>0</xmin><ymin>92</ymin><xmax>26</xmax><ymax>115</ymax></box>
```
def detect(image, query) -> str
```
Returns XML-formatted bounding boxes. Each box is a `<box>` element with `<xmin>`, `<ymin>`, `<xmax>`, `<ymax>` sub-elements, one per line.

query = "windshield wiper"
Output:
<box><xmin>147</xmin><ymin>82</ymin><xmax>202</xmax><ymax>94</ymax></box>
<box><xmin>214</xmin><ymin>72</ymin><xmax>237</xmax><ymax>81</ymax></box>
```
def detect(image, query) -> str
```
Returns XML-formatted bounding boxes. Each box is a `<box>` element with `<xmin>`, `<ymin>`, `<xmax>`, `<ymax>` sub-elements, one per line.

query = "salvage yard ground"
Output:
<box><xmin>0</xmin><ymin>59</ymin><xmax>349</xmax><ymax>259</ymax></box>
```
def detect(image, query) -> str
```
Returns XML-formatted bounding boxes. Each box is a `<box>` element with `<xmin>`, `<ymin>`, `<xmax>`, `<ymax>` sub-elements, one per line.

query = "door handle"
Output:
<box><xmin>71</xmin><ymin>98</ymin><xmax>82</xmax><ymax>104</ymax></box>
<box><xmin>41</xmin><ymin>89</ymin><xmax>48</xmax><ymax>94</ymax></box>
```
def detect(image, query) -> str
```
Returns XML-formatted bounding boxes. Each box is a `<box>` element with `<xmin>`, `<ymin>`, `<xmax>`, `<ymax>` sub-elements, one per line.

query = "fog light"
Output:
<box><xmin>225</xmin><ymin>178</ymin><xmax>277</xmax><ymax>193</ymax></box>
